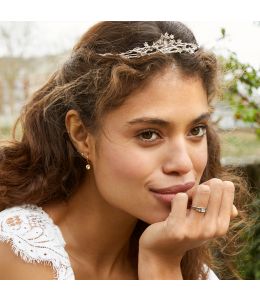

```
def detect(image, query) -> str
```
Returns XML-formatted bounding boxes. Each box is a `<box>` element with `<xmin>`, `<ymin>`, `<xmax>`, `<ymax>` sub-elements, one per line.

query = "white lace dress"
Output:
<box><xmin>0</xmin><ymin>204</ymin><xmax>74</xmax><ymax>280</ymax></box>
<box><xmin>0</xmin><ymin>204</ymin><xmax>218</xmax><ymax>280</ymax></box>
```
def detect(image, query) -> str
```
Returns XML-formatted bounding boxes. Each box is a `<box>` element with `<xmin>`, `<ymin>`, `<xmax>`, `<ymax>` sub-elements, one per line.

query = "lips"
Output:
<box><xmin>149</xmin><ymin>182</ymin><xmax>195</xmax><ymax>205</ymax></box>
<box><xmin>149</xmin><ymin>182</ymin><xmax>195</xmax><ymax>194</ymax></box>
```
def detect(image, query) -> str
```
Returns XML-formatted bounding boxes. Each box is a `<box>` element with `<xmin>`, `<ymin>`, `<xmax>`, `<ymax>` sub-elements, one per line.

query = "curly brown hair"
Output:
<box><xmin>0</xmin><ymin>21</ymin><xmax>253</xmax><ymax>279</ymax></box>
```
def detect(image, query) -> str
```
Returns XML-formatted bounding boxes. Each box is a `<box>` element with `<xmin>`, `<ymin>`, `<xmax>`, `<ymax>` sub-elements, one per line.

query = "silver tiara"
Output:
<box><xmin>99</xmin><ymin>32</ymin><xmax>199</xmax><ymax>59</ymax></box>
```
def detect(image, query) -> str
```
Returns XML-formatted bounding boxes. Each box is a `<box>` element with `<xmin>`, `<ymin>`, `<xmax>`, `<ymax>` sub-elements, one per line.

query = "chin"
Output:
<box><xmin>138</xmin><ymin>209</ymin><xmax>170</xmax><ymax>225</ymax></box>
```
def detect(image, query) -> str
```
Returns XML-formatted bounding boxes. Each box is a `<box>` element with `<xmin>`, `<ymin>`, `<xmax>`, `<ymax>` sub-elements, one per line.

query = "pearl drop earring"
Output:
<box><xmin>86</xmin><ymin>159</ymin><xmax>91</xmax><ymax>170</ymax></box>
<box><xmin>81</xmin><ymin>152</ymin><xmax>91</xmax><ymax>170</ymax></box>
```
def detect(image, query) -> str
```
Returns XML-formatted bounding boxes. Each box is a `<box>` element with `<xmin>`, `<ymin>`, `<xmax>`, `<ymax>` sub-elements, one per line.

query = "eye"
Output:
<box><xmin>189</xmin><ymin>125</ymin><xmax>207</xmax><ymax>137</ymax></box>
<box><xmin>137</xmin><ymin>129</ymin><xmax>161</xmax><ymax>142</ymax></box>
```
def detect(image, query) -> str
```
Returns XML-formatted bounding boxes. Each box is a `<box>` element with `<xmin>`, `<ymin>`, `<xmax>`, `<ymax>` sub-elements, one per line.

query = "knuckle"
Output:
<box><xmin>197</xmin><ymin>185</ymin><xmax>210</xmax><ymax>194</ymax></box>
<box><xmin>201</xmin><ymin>225</ymin><xmax>216</xmax><ymax>239</ymax></box>
<box><xmin>215</xmin><ymin>221</ymin><xmax>230</xmax><ymax>237</ymax></box>
<box><xmin>215</xmin><ymin>227</ymin><xmax>229</xmax><ymax>237</ymax></box>
<box><xmin>211</xmin><ymin>178</ymin><xmax>223</xmax><ymax>186</ymax></box>
<box><xmin>176</xmin><ymin>192</ymin><xmax>188</xmax><ymax>199</ymax></box>
<box><xmin>186</xmin><ymin>229</ymin><xmax>200</xmax><ymax>240</ymax></box>
<box><xmin>223</xmin><ymin>181</ymin><xmax>235</xmax><ymax>193</ymax></box>
<box><xmin>171</xmin><ymin>232</ymin><xmax>184</xmax><ymax>242</ymax></box>
<box><xmin>167</xmin><ymin>212</ymin><xmax>175</xmax><ymax>220</ymax></box>
<box><xmin>174</xmin><ymin>193</ymin><xmax>188</xmax><ymax>204</ymax></box>
<box><xmin>166</xmin><ymin>227</ymin><xmax>184</xmax><ymax>241</ymax></box>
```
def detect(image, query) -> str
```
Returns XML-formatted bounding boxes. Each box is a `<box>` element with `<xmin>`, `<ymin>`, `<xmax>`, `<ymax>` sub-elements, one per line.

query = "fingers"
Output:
<box><xmin>169</xmin><ymin>193</ymin><xmax>189</xmax><ymax>223</ymax></box>
<box><xmin>198</xmin><ymin>179</ymin><xmax>237</xmax><ymax>219</ymax></box>
<box><xmin>189</xmin><ymin>179</ymin><xmax>237</xmax><ymax>238</ymax></box>
<box><xmin>203</xmin><ymin>179</ymin><xmax>223</xmax><ymax>220</ymax></box>
<box><xmin>219</xmin><ymin>181</ymin><xmax>235</xmax><ymax>216</ymax></box>
<box><xmin>189</xmin><ymin>185</ymin><xmax>210</xmax><ymax>219</ymax></box>
<box><xmin>168</xmin><ymin>179</ymin><xmax>238</xmax><ymax>239</ymax></box>
<box><xmin>216</xmin><ymin>181</ymin><xmax>235</xmax><ymax>235</ymax></box>
<box><xmin>231</xmin><ymin>204</ymin><xmax>238</xmax><ymax>219</ymax></box>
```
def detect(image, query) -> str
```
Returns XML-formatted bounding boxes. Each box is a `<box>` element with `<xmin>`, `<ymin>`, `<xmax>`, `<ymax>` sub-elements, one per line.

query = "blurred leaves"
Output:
<box><xmin>235</xmin><ymin>195</ymin><xmax>260</xmax><ymax>279</ymax></box>
<box><xmin>221</xmin><ymin>27</ymin><xmax>226</xmax><ymax>39</ymax></box>
<box><xmin>215</xmin><ymin>26</ymin><xmax>260</xmax><ymax>280</ymax></box>
<box><xmin>218</xmin><ymin>29</ymin><xmax>260</xmax><ymax>138</ymax></box>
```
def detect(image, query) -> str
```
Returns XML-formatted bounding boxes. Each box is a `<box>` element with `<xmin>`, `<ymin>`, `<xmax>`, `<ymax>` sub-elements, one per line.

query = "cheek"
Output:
<box><xmin>100</xmin><ymin>145</ymin><xmax>152</xmax><ymax>181</ymax></box>
<box><xmin>93</xmin><ymin>143</ymin><xmax>154</xmax><ymax>212</ymax></box>
<box><xmin>193</xmin><ymin>140</ymin><xmax>208</xmax><ymax>175</ymax></box>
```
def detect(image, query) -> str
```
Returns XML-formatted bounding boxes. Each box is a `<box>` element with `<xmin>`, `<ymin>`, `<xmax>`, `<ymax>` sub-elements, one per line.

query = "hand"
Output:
<box><xmin>138</xmin><ymin>178</ymin><xmax>237</xmax><ymax>279</ymax></box>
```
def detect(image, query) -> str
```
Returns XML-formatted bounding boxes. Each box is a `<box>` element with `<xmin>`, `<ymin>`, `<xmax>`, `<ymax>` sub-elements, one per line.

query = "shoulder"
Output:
<box><xmin>0</xmin><ymin>205</ymin><xmax>49</xmax><ymax>244</ymax></box>
<box><xmin>0</xmin><ymin>241</ymin><xmax>54</xmax><ymax>279</ymax></box>
<box><xmin>0</xmin><ymin>204</ymin><xmax>64</xmax><ymax>246</ymax></box>
<box><xmin>0</xmin><ymin>204</ymin><xmax>73</xmax><ymax>280</ymax></box>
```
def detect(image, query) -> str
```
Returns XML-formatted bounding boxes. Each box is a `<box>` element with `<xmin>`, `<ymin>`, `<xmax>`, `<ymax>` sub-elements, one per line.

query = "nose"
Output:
<box><xmin>162</xmin><ymin>137</ymin><xmax>193</xmax><ymax>175</ymax></box>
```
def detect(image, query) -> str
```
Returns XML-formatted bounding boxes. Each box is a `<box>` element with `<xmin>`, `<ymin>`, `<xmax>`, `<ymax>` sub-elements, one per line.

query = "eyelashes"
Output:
<box><xmin>136</xmin><ymin>125</ymin><xmax>208</xmax><ymax>143</ymax></box>
<box><xmin>137</xmin><ymin>129</ymin><xmax>161</xmax><ymax>142</ymax></box>
<box><xmin>189</xmin><ymin>125</ymin><xmax>208</xmax><ymax>137</ymax></box>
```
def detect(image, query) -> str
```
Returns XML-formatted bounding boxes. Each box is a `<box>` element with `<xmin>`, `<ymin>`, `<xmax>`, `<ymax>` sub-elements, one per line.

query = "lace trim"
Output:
<box><xmin>0</xmin><ymin>205</ymin><xmax>219</xmax><ymax>280</ymax></box>
<box><xmin>0</xmin><ymin>204</ymin><xmax>75</xmax><ymax>280</ymax></box>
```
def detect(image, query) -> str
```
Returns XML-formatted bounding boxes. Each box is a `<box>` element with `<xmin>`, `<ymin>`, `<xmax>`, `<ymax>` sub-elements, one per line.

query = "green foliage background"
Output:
<box><xmin>219</xmin><ymin>28</ymin><xmax>260</xmax><ymax>139</ymax></box>
<box><xmin>215</xmin><ymin>28</ymin><xmax>260</xmax><ymax>279</ymax></box>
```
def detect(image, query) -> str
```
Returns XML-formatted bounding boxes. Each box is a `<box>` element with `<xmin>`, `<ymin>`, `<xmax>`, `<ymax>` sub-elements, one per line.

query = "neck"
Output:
<box><xmin>43</xmin><ymin>174</ymin><xmax>139</xmax><ymax>278</ymax></box>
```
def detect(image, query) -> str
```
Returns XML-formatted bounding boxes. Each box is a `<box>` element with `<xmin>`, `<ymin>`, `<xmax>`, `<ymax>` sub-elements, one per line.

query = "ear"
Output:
<box><xmin>65</xmin><ymin>109</ymin><xmax>95</xmax><ymax>160</ymax></box>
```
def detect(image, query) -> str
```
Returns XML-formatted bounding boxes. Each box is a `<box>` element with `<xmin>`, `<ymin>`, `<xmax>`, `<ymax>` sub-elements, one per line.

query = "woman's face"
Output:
<box><xmin>91</xmin><ymin>68</ymin><xmax>210</xmax><ymax>224</ymax></box>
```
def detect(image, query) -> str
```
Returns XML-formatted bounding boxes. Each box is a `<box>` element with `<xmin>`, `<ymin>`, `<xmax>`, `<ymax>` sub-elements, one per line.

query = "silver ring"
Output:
<box><xmin>191</xmin><ymin>206</ymin><xmax>207</xmax><ymax>213</ymax></box>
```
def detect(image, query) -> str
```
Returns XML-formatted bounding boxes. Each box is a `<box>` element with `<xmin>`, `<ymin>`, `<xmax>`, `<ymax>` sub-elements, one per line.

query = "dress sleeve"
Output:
<box><xmin>0</xmin><ymin>205</ymin><xmax>74</xmax><ymax>280</ymax></box>
<box><xmin>207</xmin><ymin>268</ymin><xmax>219</xmax><ymax>280</ymax></box>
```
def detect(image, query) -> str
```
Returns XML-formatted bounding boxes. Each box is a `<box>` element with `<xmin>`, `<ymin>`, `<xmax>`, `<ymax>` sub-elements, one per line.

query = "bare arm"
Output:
<box><xmin>138</xmin><ymin>179</ymin><xmax>237</xmax><ymax>280</ymax></box>
<box><xmin>138</xmin><ymin>249</ymin><xmax>182</xmax><ymax>279</ymax></box>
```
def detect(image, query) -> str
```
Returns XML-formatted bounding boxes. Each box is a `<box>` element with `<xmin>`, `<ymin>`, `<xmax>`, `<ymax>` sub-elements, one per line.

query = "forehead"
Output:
<box><xmin>104</xmin><ymin>68</ymin><xmax>209</xmax><ymax>126</ymax></box>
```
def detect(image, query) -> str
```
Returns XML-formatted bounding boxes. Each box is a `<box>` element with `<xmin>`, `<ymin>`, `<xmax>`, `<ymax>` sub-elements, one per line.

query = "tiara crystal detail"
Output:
<box><xmin>100</xmin><ymin>33</ymin><xmax>199</xmax><ymax>59</ymax></box>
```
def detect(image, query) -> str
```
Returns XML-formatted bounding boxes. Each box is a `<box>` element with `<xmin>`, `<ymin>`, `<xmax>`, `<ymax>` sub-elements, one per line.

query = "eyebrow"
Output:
<box><xmin>126</xmin><ymin>112</ymin><xmax>211</xmax><ymax>128</ymax></box>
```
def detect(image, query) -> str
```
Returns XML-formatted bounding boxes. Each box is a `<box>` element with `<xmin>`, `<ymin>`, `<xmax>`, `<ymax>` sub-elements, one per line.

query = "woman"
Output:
<box><xmin>0</xmin><ymin>21</ymin><xmax>251</xmax><ymax>280</ymax></box>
